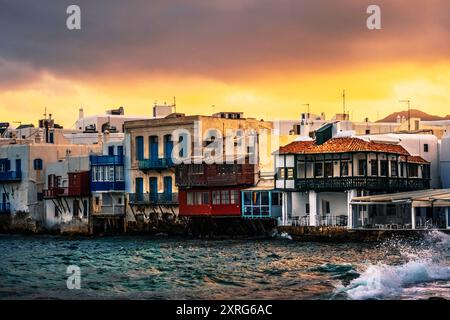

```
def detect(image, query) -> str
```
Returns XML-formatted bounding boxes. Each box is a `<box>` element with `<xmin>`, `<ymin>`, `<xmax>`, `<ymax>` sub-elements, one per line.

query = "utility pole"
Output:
<box><xmin>301</xmin><ymin>103</ymin><xmax>310</xmax><ymax>119</ymax></box>
<box><xmin>399</xmin><ymin>99</ymin><xmax>411</xmax><ymax>132</ymax></box>
<box><xmin>342</xmin><ymin>90</ymin><xmax>346</xmax><ymax>117</ymax></box>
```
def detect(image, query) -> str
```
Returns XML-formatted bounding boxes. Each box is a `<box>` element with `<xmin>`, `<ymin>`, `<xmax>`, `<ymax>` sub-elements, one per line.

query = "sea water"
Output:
<box><xmin>0</xmin><ymin>231</ymin><xmax>448</xmax><ymax>300</ymax></box>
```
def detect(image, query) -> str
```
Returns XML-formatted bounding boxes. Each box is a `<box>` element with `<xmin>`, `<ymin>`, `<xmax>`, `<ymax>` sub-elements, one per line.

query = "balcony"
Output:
<box><xmin>0</xmin><ymin>171</ymin><xmax>22</xmax><ymax>182</ymax></box>
<box><xmin>138</xmin><ymin>158</ymin><xmax>173</xmax><ymax>171</ymax></box>
<box><xmin>128</xmin><ymin>192</ymin><xmax>179</xmax><ymax>205</ymax></box>
<box><xmin>176</xmin><ymin>163</ymin><xmax>256</xmax><ymax>188</ymax></box>
<box><xmin>293</xmin><ymin>177</ymin><xmax>430</xmax><ymax>192</ymax></box>
<box><xmin>91</xmin><ymin>181</ymin><xmax>125</xmax><ymax>192</ymax></box>
<box><xmin>43</xmin><ymin>187</ymin><xmax>66</xmax><ymax>198</ymax></box>
<box><xmin>0</xmin><ymin>203</ymin><xmax>10</xmax><ymax>214</ymax></box>
<box><xmin>90</xmin><ymin>155</ymin><xmax>124</xmax><ymax>166</ymax></box>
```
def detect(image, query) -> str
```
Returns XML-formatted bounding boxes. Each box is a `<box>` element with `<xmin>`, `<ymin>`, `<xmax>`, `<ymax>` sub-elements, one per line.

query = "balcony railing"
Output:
<box><xmin>90</xmin><ymin>155</ymin><xmax>124</xmax><ymax>165</ymax></box>
<box><xmin>0</xmin><ymin>203</ymin><xmax>10</xmax><ymax>214</ymax></box>
<box><xmin>293</xmin><ymin>177</ymin><xmax>430</xmax><ymax>192</ymax></box>
<box><xmin>176</xmin><ymin>163</ymin><xmax>256</xmax><ymax>188</ymax></box>
<box><xmin>43</xmin><ymin>186</ymin><xmax>90</xmax><ymax>198</ymax></box>
<box><xmin>0</xmin><ymin>171</ymin><xmax>22</xmax><ymax>182</ymax></box>
<box><xmin>138</xmin><ymin>158</ymin><xmax>173</xmax><ymax>170</ymax></box>
<box><xmin>91</xmin><ymin>181</ymin><xmax>125</xmax><ymax>192</ymax></box>
<box><xmin>43</xmin><ymin>187</ymin><xmax>66</xmax><ymax>198</ymax></box>
<box><xmin>128</xmin><ymin>192</ymin><xmax>179</xmax><ymax>205</ymax></box>
<box><xmin>289</xmin><ymin>215</ymin><xmax>348</xmax><ymax>227</ymax></box>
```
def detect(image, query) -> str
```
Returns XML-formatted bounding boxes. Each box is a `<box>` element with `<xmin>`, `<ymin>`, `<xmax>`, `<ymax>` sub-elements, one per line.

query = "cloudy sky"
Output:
<box><xmin>0</xmin><ymin>0</ymin><xmax>449</xmax><ymax>127</ymax></box>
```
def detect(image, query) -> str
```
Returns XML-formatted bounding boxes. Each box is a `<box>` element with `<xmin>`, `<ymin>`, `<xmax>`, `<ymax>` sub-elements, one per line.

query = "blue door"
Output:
<box><xmin>135</xmin><ymin>136</ymin><xmax>144</xmax><ymax>160</ymax></box>
<box><xmin>150</xmin><ymin>136</ymin><xmax>159</xmax><ymax>162</ymax></box>
<box><xmin>117</xmin><ymin>146</ymin><xmax>123</xmax><ymax>156</ymax></box>
<box><xmin>135</xmin><ymin>177</ymin><xmax>143</xmax><ymax>202</ymax></box>
<box><xmin>164</xmin><ymin>176</ymin><xmax>172</xmax><ymax>201</ymax></box>
<box><xmin>15</xmin><ymin>159</ymin><xmax>21</xmax><ymax>178</ymax></box>
<box><xmin>164</xmin><ymin>135</ymin><xmax>173</xmax><ymax>165</ymax></box>
<box><xmin>149</xmin><ymin>177</ymin><xmax>158</xmax><ymax>203</ymax></box>
<box><xmin>108</xmin><ymin>146</ymin><xmax>114</xmax><ymax>156</ymax></box>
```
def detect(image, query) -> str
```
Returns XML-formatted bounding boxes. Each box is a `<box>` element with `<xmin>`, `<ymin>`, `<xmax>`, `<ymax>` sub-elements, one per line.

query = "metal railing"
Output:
<box><xmin>128</xmin><ymin>192</ymin><xmax>179</xmax><ymax>205</ymax></box>
<box><xmin>138</xmin><ymin>158</ymin><xmax>173</xmax><ymax>170</ymax></box>
<box><xmin>0</xmin><ymin>171</ymin><xmax>22</xmax><ymax>181</ymax></box>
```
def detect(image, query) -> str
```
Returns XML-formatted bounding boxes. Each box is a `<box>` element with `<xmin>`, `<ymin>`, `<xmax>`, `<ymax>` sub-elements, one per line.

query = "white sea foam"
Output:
<box><xmin>342</xmin><ymin>231</ymin><xmax>450</xmax><ymax>300</ymax></box>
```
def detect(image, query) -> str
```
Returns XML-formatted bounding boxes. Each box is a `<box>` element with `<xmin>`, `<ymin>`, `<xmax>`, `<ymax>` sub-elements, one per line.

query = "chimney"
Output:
<box><xmin>79</xmin><ymin>108</ymin><xmax>84</xmax><ymax>120</ymax></box>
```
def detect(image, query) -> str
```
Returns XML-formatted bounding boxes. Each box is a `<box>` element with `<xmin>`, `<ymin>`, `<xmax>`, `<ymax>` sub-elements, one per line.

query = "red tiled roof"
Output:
<box><xmin>279</xmin><ymin>137</ymin><xmax>410</xmax><ymax>156</ymax></box>
<box><xmin>401</xmin><ymin>155</ymin><xmax>430</xmax><ymax>164</ymax></box>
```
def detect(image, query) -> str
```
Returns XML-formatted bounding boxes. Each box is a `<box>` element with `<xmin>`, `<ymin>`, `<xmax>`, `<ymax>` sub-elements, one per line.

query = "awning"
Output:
<box><xmin>351</xmin><ymin>189</ymin><xmax>450</xmax><ymax>207</ymax></box>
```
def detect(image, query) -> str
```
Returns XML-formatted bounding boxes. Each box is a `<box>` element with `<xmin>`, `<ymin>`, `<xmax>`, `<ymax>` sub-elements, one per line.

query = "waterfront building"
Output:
<box><xmin>440</xmin><ymin>132</ymin><xmax>450</xmax><ymax>189</ymax></box>
<box><xmin>43</xmin><ymin>156</ymin><xmax>91</xmax><ymax>233</ymax></box>
<box><xmin>274</xmin><ymin>130</ymin><xmax>430</xmax><ymax>227</ymax></box>
<box><xmin>124</xmin><ymin>111</ymin><xmax>274</xmax><ymax>219</ymax></box>
<box><xmin>350</xmin><ymin>189</ymin><xmax>450</xmax><ymax>229</ymax></box>
<box><xmin>89</xmin><ymin>135</ymin><xmax>126</xmax><ymax>233</ymax></box>
<box><xmin>0</xmin><ymin>142</ymin><xmax>98</xmax><ymax>230</ymax></box>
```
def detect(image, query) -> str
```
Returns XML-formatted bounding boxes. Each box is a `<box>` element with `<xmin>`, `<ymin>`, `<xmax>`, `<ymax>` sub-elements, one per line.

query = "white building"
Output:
<box><xmin>43</xmin><ymin>156</ymin><xmax>91</xmax><ymax>234</ymax></box>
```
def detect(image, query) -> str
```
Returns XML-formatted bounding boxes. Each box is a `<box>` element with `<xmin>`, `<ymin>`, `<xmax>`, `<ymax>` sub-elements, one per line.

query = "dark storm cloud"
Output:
<box><xmin>0</xmin><ymin>0</ymin><xmax>449</xmax><ymax>87</ymax></box>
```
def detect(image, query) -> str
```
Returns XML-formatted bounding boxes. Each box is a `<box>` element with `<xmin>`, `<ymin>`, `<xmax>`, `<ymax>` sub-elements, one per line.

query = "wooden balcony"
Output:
<box><xmin>43</xmin><ymin>187</ymin><xmax>66</xmax><ymax>198</ymax></box>
<box><xmin>176</xmin><ymin>163</ymin><xmax>256</xmax><ymax>188</ymax></box>
<box><xmin>292</xmin><ymin>177</ymin><xmax>430</xmax><ymax>192</ymax></box>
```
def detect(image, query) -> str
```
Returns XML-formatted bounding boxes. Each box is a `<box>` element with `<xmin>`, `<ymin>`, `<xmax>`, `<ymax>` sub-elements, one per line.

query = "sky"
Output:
<box><xmin>0</xmin><ymin>0</ymin><xmax>449</xmax><ymax>128</ymax></box>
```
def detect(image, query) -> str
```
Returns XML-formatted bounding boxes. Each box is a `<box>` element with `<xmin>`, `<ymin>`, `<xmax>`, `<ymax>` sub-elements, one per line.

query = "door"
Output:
<box><xmin>135</xmin><ymin>136</ymin><xmax>144</xmax><ymax>160</ymax></box>
<box><xmin>163</xmin><ymin>176</ymin><xmax>172</xmax><ymax>201</ymax></box>
<box><xmin>135</xmin><ymin>177</ymin><xmax>143</xmax><ymax>202</ymax></box>
<box><xmin>15</xmin><ymin>159</ymin><xmax>21</xmax><ymax>178</ymax></box>
<box><xmin>150</xmin><ymin>136</ymin><xmax>159</xmax><ymax>162</ymax></box>
<box><xmin>164</xmin><ymin>135</ymin><xmax>173</xmax><ymax>165</ymax></box>
<box><xmin>149</xmin><ymin>177</ymin><xmax>158</xmax><ymax>202</ymax></box>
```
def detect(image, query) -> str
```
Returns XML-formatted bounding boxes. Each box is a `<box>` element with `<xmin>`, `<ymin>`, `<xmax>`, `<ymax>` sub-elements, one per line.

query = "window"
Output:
<box><xmin>324</xmin><ymin>162</ymin><xmax>333</xmax><ymax>177</ymax></box>
<box><xmin>314</xmin><ymin>163</ymin><xmax>323</xmax><ymax>177</ymax></box>
<box><xmin>286</xmin><ymin>168</ymin><xmax>294</xmax><ymax>179</ymax></box>
<box><xmin>95</xmin><ymin>197</ymin><xmax>100</xmax><ymax>206</ymax></box>
<box><xmin>305</xmin><ymin>203</ymin><xmax>310</xmax><ymax>214</ymax></box>
<box><xmin>115</xmin><ymin>166</ymin><xmax>124</xmax><ymax>181</ymax></box>
<box><xmin>108</xmin><ymin>166</ymin><xmax>114</xmax><ymax>181</ymax></box>
<box><xmin>135</xmin><ymin>136</ymin><xmax>144</xmax><ymax>160</ymax></box>
<box><xmin>340</xmin><ymin>162</ymin><xmax>349</xmax><ymax>176</ymax></box>
<box><xmin>390</xmin><ymin>160</ymin><xmax>398</xmax><ymax>177</ymax></box>
<box><xmin>98</xmin><ymin>166</ymin><xmax>103</xmax><ymax>181</ymax></box>
<box><xmin>370</xmin><ymin>160</ymin><xmax>378</xmax><ymax>176</ymax></box>
<box><xmin>358</xmin><ymin>159</ymin><xmax>367</xmax><ymax>176</ymax></box>
<box><xmin>230</xmin><ymin>190</ymin><xmax>239</xmax><ymax>204</ymax></box>
<box><xmin>212</xmin><ymin>191</ymin><xmax>221</xmax><ymax>205</ymax></box>
<box><xmin>187</xmin><ymin>192</ymin><xmax>194</xmax><ymax>205</ymax></box>
<box><xmin>424</xmin><ymin>144</ymin><xmax>429</xmax><ymax>152</ymax></box>
<box><xmin>34</xmin><ymin>159</ymin><xmax>43</xmax><ymax>170</ymax></box>
<box><xmin>118</xmin><ymin>197</ymin><xmax>122</xmax><ymax>205</ymax></box>
<box><xmin>221</xmin><ymin>190</ymin><xmax>230</xmax><ymax>205</ymax></box>
<box><xmin>108</xmin><ymin>146</ymin><xmax>114</xmax><ymax>156</ymax></box>
<box><xmin>380</xmin><ymin>160</ymin><xmax>388</xmax><ymax>177</ymax></box>
<box><xmin>202</xmin><ymin>192</ymin><xmax>210</xmax><ymax>205</ymax></box>
<box><xmin>365</xmin><ymin>129</ymin><xmax>370</xmax><ymax>134</ymax></box>
<box><xmin>408</xmin><ymin>164</ymin><xmax>419</xmax><ymax>177</ymax></box>
<box><xmin>322</xmin><ymin>200</ymin><xmax>330</xmax><ymax>214</ymax></box>
<box><xmin>195</xmin><ymin>192</ymin><xmax>202</xmax><ymax>205</ymax></box>
<box><xmin>278</xmin><ymin>168</ymin><xmax>285</xmax><ymax>179</ymax></box>
<box><xmin>271</xmin><ymin>192</ymin><xmax>282</xmax><ymax>206</ymax></box>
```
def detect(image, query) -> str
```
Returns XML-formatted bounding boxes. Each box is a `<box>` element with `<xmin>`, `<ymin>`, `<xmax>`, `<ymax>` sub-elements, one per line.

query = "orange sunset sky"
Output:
<box><xmin>0</xmin><ymin>0</ymin><xmax>449</xmax><ymax>128</ymax></box>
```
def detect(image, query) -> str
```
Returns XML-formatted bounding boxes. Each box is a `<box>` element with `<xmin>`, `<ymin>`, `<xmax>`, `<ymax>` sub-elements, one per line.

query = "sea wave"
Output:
<box><xmin>340</xmin><ymin>231</ymin><xmax>450</xmax><ymax>300</ymax></box>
